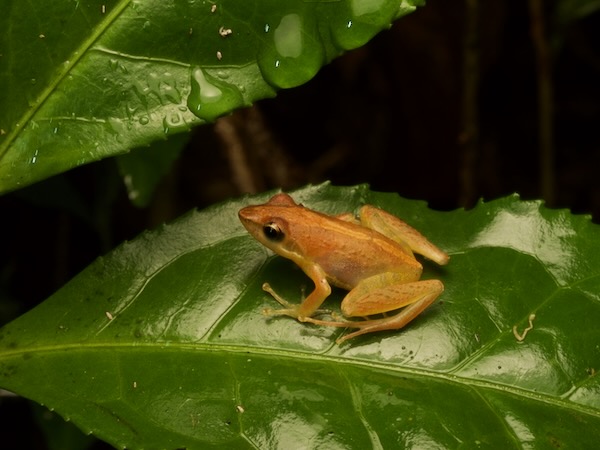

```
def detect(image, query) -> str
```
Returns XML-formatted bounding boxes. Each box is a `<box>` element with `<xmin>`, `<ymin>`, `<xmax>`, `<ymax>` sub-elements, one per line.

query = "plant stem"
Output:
<box><xmin>529</xmin><ymin>0</ymin><xmax>555</xmax><ymax>205</ymax></box>
<box><xmin>459</xmin><ymin>0</ymin><xmax>480</xmax><ymax>207</ymax></box>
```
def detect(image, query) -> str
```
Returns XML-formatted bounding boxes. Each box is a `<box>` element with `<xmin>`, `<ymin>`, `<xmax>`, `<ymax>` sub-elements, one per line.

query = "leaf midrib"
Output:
<box><xmin>1</xmin><ymin>341</ymin><xmax>598</xmax><ymax>420</ymax></box>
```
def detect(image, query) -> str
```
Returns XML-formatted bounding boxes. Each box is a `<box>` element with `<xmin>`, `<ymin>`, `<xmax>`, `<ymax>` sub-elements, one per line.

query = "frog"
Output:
<box><xmin>238</xmin><ymin>192</ymin><xmax>449</xmax><ymax>343</ymax></box>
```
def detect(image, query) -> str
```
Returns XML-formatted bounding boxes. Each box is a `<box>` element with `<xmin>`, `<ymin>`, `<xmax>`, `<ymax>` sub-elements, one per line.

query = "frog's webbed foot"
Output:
<box><xmin>301</xmin><ymin>315</ymin><xmax>389</xmax><ymax>344</ymax></box>
<box><xmin>261</xmin><ymin>283</ymin><xmax>330</xmax><ymax>318</ymax></box>
<box><xmin>301</xmin><ymin>315</ymin><xmax>359</xmax><ymax>328</ymax></box>
<box><xmin>262</xmin><ymin>283</ymin><xmax>294</xmax><ymax>309</ymax></box>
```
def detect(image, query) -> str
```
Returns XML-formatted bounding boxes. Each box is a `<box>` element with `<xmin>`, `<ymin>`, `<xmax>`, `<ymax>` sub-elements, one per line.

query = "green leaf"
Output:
<box><xmin>1</xmin><ymin>183</ymin><xmax>599</xmax><ymax>448</ymax></box>
<box><xmin>31</xmin><ymin>402</ymin><xmax>97</xmax><ymax>450</ymax></box>
<box><xmin>116</xmin><ymin>133</ymin><xmax>189</xmax><ymax>207</ymax></box>
<box><xmin>0</xmin><ymin>0</ymin><xmax>422</xmax><ymax>194</ymax></box>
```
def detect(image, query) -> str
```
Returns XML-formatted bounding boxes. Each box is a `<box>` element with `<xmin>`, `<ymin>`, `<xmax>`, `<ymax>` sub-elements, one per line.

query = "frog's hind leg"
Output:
<box><xmin>359</xmin><ymin>205</ymin><xmax>449</xmax><ymax>266</ymax></box>
<box><xmin>340</xmin><ymin>283</ymin><xmax>441</xmax><ymax>343</ymax></box>
<box><xmin>303</xmin><ymin>279</ymin><xmax>443</xmax><ymax>344</ymax></box>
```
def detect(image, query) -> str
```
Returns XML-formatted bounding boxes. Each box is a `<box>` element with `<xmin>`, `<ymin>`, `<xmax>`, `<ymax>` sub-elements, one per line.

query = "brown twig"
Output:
<box><xmin>459</xmin><ymin>0</ymin><xmax>480</xmax><ymax>208</ymax></box>
<box><xmin>529</xmin><ymin>0</ymin><xmax>555</xmax><ymax>205</ymax></box>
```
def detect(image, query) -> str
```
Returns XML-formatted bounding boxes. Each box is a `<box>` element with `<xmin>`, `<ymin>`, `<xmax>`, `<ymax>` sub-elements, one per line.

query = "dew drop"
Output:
<box><xmin>162</xmin><ymin>112</ymin><xmax>184</xmax><ymax>134</ymax></box>
<box><xmin>257</xmin><ymin>13</ymin><xmax>323</xmax><ymax>89</ymax></box>
<box><xmin>139</xmin><ymin>116</ymin><xmax>149</xmax><ymax>125</ymax></box>
<box><xmin>331</xmin><ymin>0</ymin><xmax>398</xmax><ymax>50</ymax></box>
<box><xmin>192</xmin><ymin>68</ymin><xmax>222</xmax><ymax>102</ymax></box>
<box><xmin>350</xmin><ymin>0</ymin><xmax>387</xmax><ymax>17</ymax></box>
<box><xmin>274</xmin><ymin>14</ymin><xmax>302</xmax><ymax>58</ymax></box>
<box><xmin>107</xmin><ymin>118</ymin><xmax>126</xmax><ymax>142</ymax></box>
<box><xmin>168</xmin><ymin>112</ymin><xmax>182</xmax><ymax>125</ymax></box>
<box><xmin>186</xmin><ymin>66</ymin><xmax>243</xmax><ymax>122</ymax></box>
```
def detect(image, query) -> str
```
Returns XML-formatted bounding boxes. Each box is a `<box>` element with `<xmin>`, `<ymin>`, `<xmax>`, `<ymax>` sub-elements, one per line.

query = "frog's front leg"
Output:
<box><xmin>304</xmin><ymin>274</ymin><xmax>443</xmax><ymax>344</ymax></box>
<box><xmin>262</xmin><ymin>262</ymin><xmax>332</xmax><ymax>320</ymax></box>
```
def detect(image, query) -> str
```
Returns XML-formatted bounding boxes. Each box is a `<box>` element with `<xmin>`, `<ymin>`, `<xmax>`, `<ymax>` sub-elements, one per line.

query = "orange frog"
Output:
<box><xmin>238</xmin><ymin>193</ymin><xmax>449</xmax><ymax>343</ymax></box>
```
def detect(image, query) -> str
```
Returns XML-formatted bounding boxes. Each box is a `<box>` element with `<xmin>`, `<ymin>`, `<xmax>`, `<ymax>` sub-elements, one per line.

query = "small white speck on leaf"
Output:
<box><xmin>219</xmin><ymin>26</ymin><xmax>232</xmax><ymax>37</ymax></box>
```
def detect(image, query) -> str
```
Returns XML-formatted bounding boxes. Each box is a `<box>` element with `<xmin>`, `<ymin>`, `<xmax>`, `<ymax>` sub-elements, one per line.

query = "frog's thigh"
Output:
<box><xmin>341</xmin><ymin>277</ymin><xmax>444</xmax><ymax>317</ymax></box>
<box><xmin>359</xmin><ymin>205</ymin><xmax>449</xmax><ymax>266</ymax></box>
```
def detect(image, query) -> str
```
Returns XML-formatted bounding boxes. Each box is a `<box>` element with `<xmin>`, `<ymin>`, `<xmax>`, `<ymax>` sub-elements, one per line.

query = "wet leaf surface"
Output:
<box><xmin>0</xmin><ymin>0</ymin><xmax>422</xmax><ymax>193</ymax></box>
<box><xmin>1</xmin><ymin>183</ymin><xmax>599</xmax><ymax>448</ymax></box>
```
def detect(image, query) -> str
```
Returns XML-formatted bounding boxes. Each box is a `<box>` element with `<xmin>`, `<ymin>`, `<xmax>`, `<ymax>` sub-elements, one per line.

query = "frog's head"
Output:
<box><xmin>238</xmin><ymin>193</ymin><xmax>302</xmax><ymax>259</ymax></box>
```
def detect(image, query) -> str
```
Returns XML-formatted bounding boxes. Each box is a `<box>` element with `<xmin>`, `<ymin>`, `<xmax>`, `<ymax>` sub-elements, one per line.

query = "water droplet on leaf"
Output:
<box><xmin>186</xmin><ymin>67</ymin><xmax>243</xmax><ymax>122</ymax></box>
<box><xmin>330</xmin><ymin>0</ymin><xmax>398</xmax><ymax>50</ymax></box>
<box><xmin>257</xmin><ymin>13</ymin><xmax>323</xmax><ymax>89</ymax></box>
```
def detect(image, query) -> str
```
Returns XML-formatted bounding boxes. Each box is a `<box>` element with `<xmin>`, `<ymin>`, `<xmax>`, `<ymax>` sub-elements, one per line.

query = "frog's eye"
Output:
<box><xmin>263</xmin><ymin>222</ymin><xmax>284</xmax><ymax>242</ymax></box>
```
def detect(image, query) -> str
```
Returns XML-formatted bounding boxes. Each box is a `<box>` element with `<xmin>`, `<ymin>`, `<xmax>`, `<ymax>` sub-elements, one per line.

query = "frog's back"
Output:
<box><xmin>287</xmin><ymin>211</ymin><xmax>423</xmax><ymax>290</ymax></box>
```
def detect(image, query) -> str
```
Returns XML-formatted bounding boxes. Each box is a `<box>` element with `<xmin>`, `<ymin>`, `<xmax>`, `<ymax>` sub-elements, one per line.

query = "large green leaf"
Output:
<box><xmin>1</xmin><ymin>183</ymin><xmax>599</xmax><ymax>448</ymax></box>
<box><xmin>0</xmin><ymin>0</ymin><xmax>422</xmax><ymax>194</ymax></box>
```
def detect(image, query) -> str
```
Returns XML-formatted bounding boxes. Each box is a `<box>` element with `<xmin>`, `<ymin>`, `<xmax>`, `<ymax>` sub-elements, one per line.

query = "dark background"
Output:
<box><xmin>2</xmin><ymin>1</ymin><xmax>600</xmax><ymax>448</ymax></box>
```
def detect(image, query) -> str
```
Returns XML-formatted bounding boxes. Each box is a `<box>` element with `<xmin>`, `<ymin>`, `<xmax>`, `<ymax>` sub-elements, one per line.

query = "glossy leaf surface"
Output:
<box><xmin>1</xmin><ymin>184</ymin><xmax>599</xmax><ymax>449</ymax></box>
<box><xmin>0</xmin><ymin>0</ymin><xmax>421</xmax><ymax>194</ymax></box>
